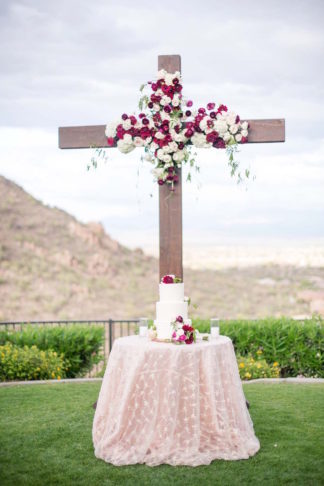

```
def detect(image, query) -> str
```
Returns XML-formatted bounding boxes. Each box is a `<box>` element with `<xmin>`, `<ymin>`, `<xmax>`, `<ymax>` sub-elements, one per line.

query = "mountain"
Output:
<box><xmin>0</xmin><ymin>175</ymin><xmax>323</xmax><ymax>321</ymax></box>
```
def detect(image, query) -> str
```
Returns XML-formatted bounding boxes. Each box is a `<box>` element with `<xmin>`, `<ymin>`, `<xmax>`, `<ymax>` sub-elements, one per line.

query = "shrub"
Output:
<box><xmin>0</xmin><ymin>343</ymin><xmax>66</xmax><ymax>381</ymax></box>
<box><xmin>0</xmin><ymin>324</ymin><xmax>104</xmax><ymax>378</ymax></box>
<box><xmin>237</xmin><ymin>354</ymin><xmax>280</xmax><ymax>380</ymax></box>
<box><xmin>193</xmin><ymin>316</ymin><xmax>324</xmax><ymax>378</ymax></box>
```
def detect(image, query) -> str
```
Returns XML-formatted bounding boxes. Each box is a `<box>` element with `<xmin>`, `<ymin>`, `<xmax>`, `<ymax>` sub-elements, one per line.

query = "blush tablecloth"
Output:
<box><xmin>92</xmin><ymin>335</ymin><xmax>260</xmax><ymax>467</ymax></box>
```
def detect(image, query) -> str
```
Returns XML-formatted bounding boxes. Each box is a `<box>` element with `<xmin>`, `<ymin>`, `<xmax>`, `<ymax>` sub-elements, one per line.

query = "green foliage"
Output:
<box><xmin>193</xmin><ymin>316</ymin><xmax>324</xmax><ymax>378</ymax></box>
<box><xmin>0</xmin><ymin>343</ymin><xmax>65</xmax><ymax>381</ymax></box>
<box><xmin>237</xmin><ymin>354</ymin><xmax>280</xmax><ymax>380</ymax></box>
<box><xmin>0</xmin><ymin>324</ymin><xmax>104</xmax><ymax>378</ymax></box>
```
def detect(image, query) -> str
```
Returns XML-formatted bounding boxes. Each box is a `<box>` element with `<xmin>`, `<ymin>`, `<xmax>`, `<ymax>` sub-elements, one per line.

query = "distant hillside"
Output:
<box><xmin>0</xmin><ymin>175</ymin><xmax>323</xmax><ymax>321</ymax></box>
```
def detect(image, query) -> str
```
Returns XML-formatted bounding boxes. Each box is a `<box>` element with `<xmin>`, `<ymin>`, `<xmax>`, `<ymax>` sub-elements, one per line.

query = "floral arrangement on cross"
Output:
<box><xmin>105</xmin><ymin>69</ymin><xmax>250</xmax><ymax>190</ymax></box>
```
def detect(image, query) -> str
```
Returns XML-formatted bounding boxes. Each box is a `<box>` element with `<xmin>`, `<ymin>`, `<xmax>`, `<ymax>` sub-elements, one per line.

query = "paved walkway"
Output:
<box><xmin>0</xmin><ymin>377</ymin><xmax>323</xmax><ymax>387</ymax></box>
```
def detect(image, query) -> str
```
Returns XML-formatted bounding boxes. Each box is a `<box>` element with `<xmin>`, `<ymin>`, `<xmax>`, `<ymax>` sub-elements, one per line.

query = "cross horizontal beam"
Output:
<box><xmin>58</xmin><ymin>118</ymin><xmax>285</xmax><ymax>149</ymax></box>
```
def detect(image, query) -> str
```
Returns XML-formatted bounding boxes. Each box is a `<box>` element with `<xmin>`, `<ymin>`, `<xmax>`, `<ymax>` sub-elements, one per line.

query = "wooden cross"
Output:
<box><xmin>59</xmin><ymin>54</ymin><xmax>285</xmax><ymax>281</ymax></box>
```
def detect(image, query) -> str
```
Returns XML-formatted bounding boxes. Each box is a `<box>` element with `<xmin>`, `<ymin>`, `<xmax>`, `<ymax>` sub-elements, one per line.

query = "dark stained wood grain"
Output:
<box><xmin>59</xmin><ymin>119</ymin><xmax>285</xmax><ymax>149</ymax></box>
<box><xmin>158</xmin><ymin>55</ymin><xmax>183</xmax><ymax>281</ymax></box>
<box><xmin>244</xmin><ymin>119</ymin><xmax>285</xmax><ymax>143</ymax></box>
<box><xmin>59</xmin><ymin>125</ymin><xmax>111</xmax><ymax>149</ymax></box>
<box><xmin>159</xmin><ymin>170</ymin><xmax>183</xmax><ymax>281</ymax></box>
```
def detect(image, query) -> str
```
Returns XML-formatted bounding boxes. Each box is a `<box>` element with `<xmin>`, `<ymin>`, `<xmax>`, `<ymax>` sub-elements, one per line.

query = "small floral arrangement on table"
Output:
<box><xmin>104</xmin><ymin>70</ymin><xmax>250</xmax><ymax>190</ymax></box>
<box><xmin>172</xmin><ymin>316</ymin><xmax>197</xmax><ymax>345</ymax></box>
<box><xmin>161</xmin><ymin>274</ymin><xmax>182</xmax><ymax>284</ymax></box>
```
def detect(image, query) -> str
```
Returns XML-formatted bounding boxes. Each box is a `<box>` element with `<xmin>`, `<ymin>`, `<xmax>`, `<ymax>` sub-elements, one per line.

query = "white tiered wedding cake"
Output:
<box><xmin>154</xmin><ymin>276</ymin><xmax>192</xmax><ymax>340</ymax></box>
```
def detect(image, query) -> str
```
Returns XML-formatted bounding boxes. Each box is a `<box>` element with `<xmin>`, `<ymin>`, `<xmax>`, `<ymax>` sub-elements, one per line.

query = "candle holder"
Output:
<box><xmin>139</xmin><ymin>317</ymin><xmax>149</xmax><ymax>338</ymax></box>
<box><xmin>210</xmin><ymin>318</ymin><xmax>220</xmax><ymax>339</ymax></box>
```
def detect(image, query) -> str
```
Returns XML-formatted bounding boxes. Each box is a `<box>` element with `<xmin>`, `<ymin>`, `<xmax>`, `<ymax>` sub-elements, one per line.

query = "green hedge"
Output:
<box><xmin>0</xmin><ymin>324</ymin><xmax>104</xmax><ymax>378</ymax></box>
<box><xmin>193</xmin><ymin>317</ymin><xmax>324</xmax><ymax>378</ymax></box>
<box><xmin>0</xmin><ymin>343</ymin><xmax>66</xmax><ymax>381</ymax></box>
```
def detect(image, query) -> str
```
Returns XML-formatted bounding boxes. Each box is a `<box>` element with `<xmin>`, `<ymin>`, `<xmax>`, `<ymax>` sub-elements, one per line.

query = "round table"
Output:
<box><xmin>92</xmin><ymin>335</ymin><xmax>260</xmax><ymax>466</ymax></box>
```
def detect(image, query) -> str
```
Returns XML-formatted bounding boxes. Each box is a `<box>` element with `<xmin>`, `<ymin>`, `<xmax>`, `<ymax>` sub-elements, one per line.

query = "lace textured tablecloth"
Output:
<box><xmin>92</xmin><ymin>335</ymin><xmax>260</xmax><ymax>466</ymax></box>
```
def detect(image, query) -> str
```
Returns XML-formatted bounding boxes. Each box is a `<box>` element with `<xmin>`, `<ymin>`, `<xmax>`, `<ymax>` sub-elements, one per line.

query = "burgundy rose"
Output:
<box><xmin>218</xmin><ymin>104</ymin><xmax>228</xmax><ymax>112</ymax></box>
<box><xmin>207</xmin><ymin>102</ymin><xmax>215</xmax><ymax>110</ymax></box>
<box><xmin>151</xmin><ymin>83</ymin><xmax>158</xmax><ymax>91</ymax></box>
<box><xmin>178</xmin><ymin>142</ymin><xmax>184</xmax><ymax>150</ymax></box>
<box><xmin>198</xmin><ymin>108</ymin><xmax>206</xmax><ymax>115</ymax></box>
<box><xmin>121</xmin><ymin>113</ymin><xmax>128</xmax><ymax>120</ymax></box>
<box><xmin>173</xmin><ymin>78</ymin><xmax>179</xmax><ymax>84</ymax></box>
<box><xmin>142</xmin><ymin>118</ymin><xmax>149</xmax><ymax>125</ymax></box>
<box><xmin>185</xmin><ymin>110</ymin><xmax>192</xmax><ymax>117</ymax></box>
<box><xmin>235</xmin><ymin>115</ymin><xmax>240</xmax><ymax>123</ymax></box>
<box><xmin>173</xmin><ymin>175</ymin><xmax>179</xmax><ymax>183</ymax></box>
<box><xmin>164</xmin><ymin>105</ymin><xmax>171</xmax><ymax>113</ymax></box>
<box><xmin>162</xmin><ymin>275</ymin><xmax>174</xmax><ymax>283</ymax></box>
<box><xmin>176</xmin><ymin>315</ymin><xmax>183</xmax><ymax>323</ymax></box>
<box><xmin>185</xmin><ymin>129</ymin><xmax>194</xmax><ymax>138</ymax></box>
<box><xmin>186</xmin><ymin>100</ymin><xmax>193</xmax><ymax>107</ymax></box>
<box><xmin>148</xmin><ymin>102</ymin><xmax>154</xmax><ymax>109</ymax></box>
<box><xmin>210</xmin><ymin>111</ymin><xmax>216</xmax><ymax>119</ymax></box>
<box><xmin>241</xmin><ymin>136</ymin><xmax>248</xmax><ymax>144</ymax></box>
<box><xmin>107</xmin><ymin>137</ymin><xmax>115</xmax><ymax>146</ymax></box>
<box><xmin>158</xmin><ymin>179</ymin><xmax>165</xmax><ymax>186</ymax></box>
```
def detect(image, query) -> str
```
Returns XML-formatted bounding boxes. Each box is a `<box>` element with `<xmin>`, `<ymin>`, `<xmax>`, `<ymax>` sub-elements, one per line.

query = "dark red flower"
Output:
<box><xmin>207</xmin><ymin>102</ymin><xmax>215</xmax><ymax>110</ymax></box>
<box><xmin>185</xmin><ymin>110</ymin><xmax>192</xmax><ymax>117</ymax></box>
<box><xmin>241</xmin><ymin>136</ymin><xmax>248</xmax><ymax>144</ymax></box>
<box><xmin>198</xmin><ymin>108</ymin><xmax>206</xmax><ymax>114</ymax></box>
<box><xmin>186</xmin><ymin>100</ymin><xmax>193</xmax><ymax>107</ymax></box>
<box><xmin>121</xmin><ymin>114</ymin><xmax>128</xmax><ymax>120</ymax></box>
<box><xmin>164</xmin><ymin>105</ymin><xmax>171</xmax><ymax>113</ymax></box>
<box><xmin>151</xmin><ymin>83</ymin><xmax>158</xmax><ymax>91</ymax></box>
<box><xmin>107</xmin><ymin>137</ymin><xmax>115</xmax><ymax>146</ymax></box>
<box><xmin>162</xmin><ymin>275</ymin><xmax>174</xmax><ymax>283</ymax></box>
<box><xmin>185</xmin><ymin>129</ymin><xmax>194</xmax><ymax>138</ymax></box>
<box><xmin>158</xmin><ymin>179</ymin><xmax>165</xmax><ymax>186</ymax></box>
<box><xmin>210</xmin><ymin>111</ymin><xmax>216</xmax><ymax>119</ymax></box>
<box><xmin>235</xmin><ymin>115</ymin><xmax>240</xmax><ymax>123</ymax></box>
<box><xmin>176</xmin><ymin>315</ymin><xmax>183</xmax><ymax>323</ymax></box>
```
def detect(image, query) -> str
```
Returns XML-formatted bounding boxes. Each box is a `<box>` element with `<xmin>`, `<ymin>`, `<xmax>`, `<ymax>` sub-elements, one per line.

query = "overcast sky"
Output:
<box><xmin>0</xmin><ymin>0</ymin><xmax>323</xmax><ymax>253</ymax></box>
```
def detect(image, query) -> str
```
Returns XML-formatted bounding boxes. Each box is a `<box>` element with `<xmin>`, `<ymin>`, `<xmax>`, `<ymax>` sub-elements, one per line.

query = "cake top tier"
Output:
<box><xmin>159</xmin><ymin>282</ymin><xmax>184</xmax><ymax>302</ymax></box>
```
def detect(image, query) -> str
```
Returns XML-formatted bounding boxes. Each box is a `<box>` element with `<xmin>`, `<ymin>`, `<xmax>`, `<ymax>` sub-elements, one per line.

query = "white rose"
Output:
<box><xmin>215</xmin><ymin>120</ymin><xmax>227</xmax><ymax>135</ymax></box>
<box><xmin>122</xmin><ymin>119</ymin><xmax>131</xmax><ymax>130</ymax></box>
<box><xmin>229</xmin><ymin>124</ymin><xmax>238</xmax><ymax>135</ymax></box>
<box><xmin>150</xmin><ymin>142</ymin><xmax>159</xmax><ymax>151</ymax></box>
<box><xmin>155</xmin><ymin>131</ymin><xmax>164</xmax><ymax>140</ymax></box>
<box><xmin>235</xmin><ymin>133</ymin><xmax>242</xmax><ymax>142</ymax></box>
<box><xmin>157</xmin><ymin>69</ymin><xmax>166</xmax><ymax>79</ymax></box>
<box><xmin>153</xmin><ymin>103</ymin><xmax>161</xmax><ymax>112</ymax></box>
<box><xmin>191</xmin><ymin>132</ymin><xmax>211</xmax><ymax>148</ymax></box>
<box><xmin>169</xmin><ymin>141</ymin><xmax>178</xmax><ymax>152</ymax></box>
<box><xmin>152</xmin><ymin>167</ymin><xmax>165</xmax><ymax>179</ymax></box>
<box><xmin>160</xmin><ymin>111</ymin><xmax>171</xmax><ymax>121</ymax></box>
<box><xmin>105</xmin><ymin>122</ymin><xmax>118</xmax><ymax>138</ymax></box>
<box><xmin>223</xmin><ymin>132</ymin><xmax>232</xmax><ymax>143</ymax></box>
<box><xmin>199</xmin><ymin>117</ymin><xmax>209</xmax><ymax>132</ymax></box>
<box><xmin>241</xmin><ymin>129</ymin><xmax>248</xmax><ymax>137</ymax></box>
<box><xmin>163</xmin><ymin>154</ymin><xmax>172</xmax><ymax>163</ymax></box>
<box><xmin>117</xmin><ymin>139</ymin><xmax>135</xmax><ymax>154</ymax></box>
<box><xmin>157</xmin><ymin>149</ymin><xmax>165</xmax><ymax>160</ymax></box>
<box><xmin>134</xmin><ymin>137</ymin><xmax>144</xmax><ymax>147</ymax></box>
<box><xmin>241</xmin><ymin>121</ymin><xmax>248</xmax><ymax>130</ymax></box>
<box><xmin>156</xmin><ymin>89</ymin><xmax>163</xmax><ymax>96</ymax></box>
<box><xmin>165</xmin><ymin>73</ymin><xmax>174</xmax><ymax>85</ymax></box>
<box><xmin>226</xmin><ymin>111</ymin><xmax>237</xmax><ymax>126</ymax></box>
<box><xmin>143</xmin><ymin>137</ymin><xmax>152</xmax><ymax>146</ymax></box>
<box><xmin>123</xmin><ymin>134</ymin><xmax>132</xmax><ymax>143</ymax></box>
<box><xmin>174</xmin><ymin>132</ymin><xmax>185</xmax><ymax>143</ymax></box>
<box><xmin>172</xmin><ymin>95</ymin><xmax>180</xmax><ymax>107</ymax></box>
<box><xmin>160</xmin><ymin>95</ymin><xmax>171</xmax><ymax>106</ymax></box>
<box><xmin>173</xmin><ymin>150</ymin><xmax>185</xmax><ymax>162</ymax></box>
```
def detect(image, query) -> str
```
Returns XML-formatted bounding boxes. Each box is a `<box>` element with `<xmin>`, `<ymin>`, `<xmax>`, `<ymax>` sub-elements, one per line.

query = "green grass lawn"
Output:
<box><xmin>0</xmin><ymin>383</ymin><xmax>323</xmax><ymax>486</ymax></box>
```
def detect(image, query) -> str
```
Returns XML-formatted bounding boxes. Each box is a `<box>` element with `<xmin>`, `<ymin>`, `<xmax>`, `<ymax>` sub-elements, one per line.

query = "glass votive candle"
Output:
<box><xmin>210</xmin><ymin>318</ymin><xmax>220</xmax><ymax>339</ymax></box>
<box><xmin>139</xmin><ymin>318</ymin><xmax>149</xmax><ymax>337</ymax></box>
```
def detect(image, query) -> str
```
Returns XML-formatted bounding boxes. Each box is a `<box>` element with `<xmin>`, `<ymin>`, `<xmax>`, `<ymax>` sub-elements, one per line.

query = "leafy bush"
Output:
<box><xmin>0</xmin><ymin>343</ymin><xmax>66</xmax><ymax>381</ymax></box>
<box><xmin>0</xmin><ymin>324</ymin><xmax>104</xmax><ymax>378</ymax></box>
<box><xmin>237</xmin><ymin>354</ymin><xmax>280</xmax><ymax>380</ymax></box>
<box><xmin>193</xmin><ymin>316</ymin><xmax>324</xmax><ymax>378</ymax></box>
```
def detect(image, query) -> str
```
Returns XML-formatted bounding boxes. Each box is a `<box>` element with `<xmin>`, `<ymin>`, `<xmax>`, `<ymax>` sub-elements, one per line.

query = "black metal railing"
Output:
<box><xmin>0</xmin><ymin>319</ymin><xmax>139</xmax><ymax>377</ymax></box>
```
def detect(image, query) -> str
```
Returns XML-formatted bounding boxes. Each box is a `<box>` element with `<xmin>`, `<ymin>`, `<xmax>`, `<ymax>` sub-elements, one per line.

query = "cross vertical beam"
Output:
<box><xmin>158</xmin><ymin>55</ymin><xmax>183</xmax><ymax>281</ymax></box>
